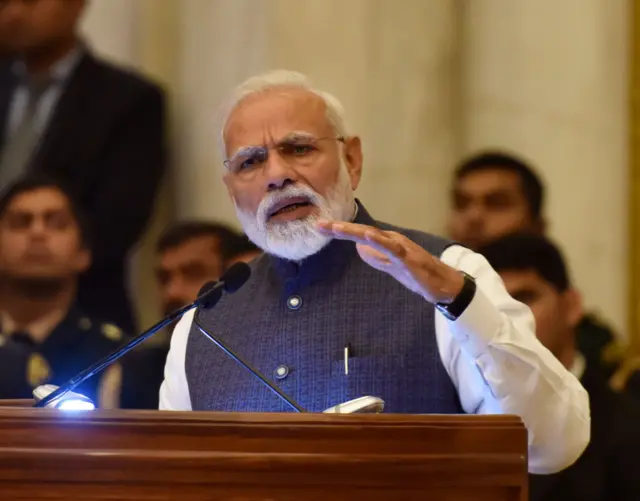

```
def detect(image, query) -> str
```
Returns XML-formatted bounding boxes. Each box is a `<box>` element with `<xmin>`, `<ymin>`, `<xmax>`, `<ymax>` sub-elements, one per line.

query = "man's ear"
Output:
<box><xmin>533</xmin><ymin>216</ymin><xmax>547</xmax><ymax>235</ymax></box>
<box><xmin>223</xmin><ymin>172</ymin><xmax>232</xmax><ymax>195</ymax></box>
<box><xmin>223</xmin><ymin>170</ymin><xmax>240</xmax><ymax>202</ymax></box>
<box><xmin>343</xmin><ymin>136</ymin><xmax>363</xmax><ymax>190</ymax></box>
<box><xmin>564</xmin><ymin>287</ymin><xmax>584</xmax><ymax>329</ymax></box>
<box><xmin>76</xmin><ymin>247</ymin><xmax>92</xmax><ymax>274</ymax></box>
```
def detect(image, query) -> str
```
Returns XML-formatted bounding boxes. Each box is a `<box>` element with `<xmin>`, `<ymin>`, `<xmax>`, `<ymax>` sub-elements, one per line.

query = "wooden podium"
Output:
<box><xmin>0</xmin><ymin>402</ymin><xmax>528</xmax><ymax>501</ymax></box>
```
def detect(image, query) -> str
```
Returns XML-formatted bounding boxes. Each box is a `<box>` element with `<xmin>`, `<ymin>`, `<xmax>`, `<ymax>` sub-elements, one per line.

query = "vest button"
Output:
<box><xmin>274</xmin><ymin>365</ymin><xmax>289</xmax><ymax>380</ymax></box>
<box><xmin>287</xmin><ymin>295</ymin><xmax>302</xmax><ymax>310</ymax></box>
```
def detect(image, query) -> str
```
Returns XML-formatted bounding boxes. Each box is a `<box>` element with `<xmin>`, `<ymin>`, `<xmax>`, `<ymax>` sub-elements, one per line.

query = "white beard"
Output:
<box><xmin>234</xmin><ymin>164</ymin><xmax>355</xmax><ymax>261</ymax></box>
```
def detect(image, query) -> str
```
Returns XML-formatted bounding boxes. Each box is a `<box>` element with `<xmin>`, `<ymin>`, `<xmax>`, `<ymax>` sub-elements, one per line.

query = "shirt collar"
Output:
<box><xmin>10</xmin><ymin>43</ymin><xmax>85</xmax><ymax>83</ymax></box>
<box><xmin>0</xmin><ymin>307</ymin><xmax>66</xmax><ymax>344</ymax></box>
<box><xmin>570</xmin><ymin>351</ymin><xmax>586</xmax><ymax>380</ymax></box>
<box><xmin>350</xmin><ymin>200</ymin><xmax>359</xmax><ymax>221</ymax></box>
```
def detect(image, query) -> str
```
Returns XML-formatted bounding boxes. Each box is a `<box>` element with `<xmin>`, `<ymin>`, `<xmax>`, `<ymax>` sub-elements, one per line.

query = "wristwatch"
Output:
<box><xmin>435</xmin><ymin>271</ymin><xmax>477</xmax><ymax>321</ymax></box>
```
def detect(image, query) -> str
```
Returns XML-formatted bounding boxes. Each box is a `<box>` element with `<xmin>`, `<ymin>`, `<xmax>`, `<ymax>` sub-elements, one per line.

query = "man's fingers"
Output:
<box><xmin>356</xmin><ymin>244</ymin><xmax>395</xmax><ymax>272</ymax></box>
<box><xmin>356</xmin><ymin>243</ymin><xmax>391</xmax><ymax>263</ymax></box>
<box><xmin>317</xmin><ymin>221</ymin><xmax>406</xmax><ymax>260</ymax></box>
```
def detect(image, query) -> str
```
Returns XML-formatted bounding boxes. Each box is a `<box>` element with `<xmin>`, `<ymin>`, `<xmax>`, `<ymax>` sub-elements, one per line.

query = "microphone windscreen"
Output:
<box><xmin>221</xmin><ymin>262</ymin><xmax>251</xmax><ymax>292</ymax></box>
<box><xmin>197</xmin><ymin>281</ymin><xmax>218</xmax><ymax>299</ymax></box>
<box><xmin>196</xmin><ymin>281</ymin><xmax>222</xmax><ymax>310</ymax></box>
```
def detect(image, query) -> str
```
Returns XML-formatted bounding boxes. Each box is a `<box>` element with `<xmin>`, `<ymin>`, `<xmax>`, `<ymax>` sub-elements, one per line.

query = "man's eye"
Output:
<box><xmin>294</xmin><ymin>145</ymin><xmax>313</xmax><ymax>155</ymax></box>
<box><xmin>238</xmin><ymin>150</ymin><xmax>268</xmax><ymax>170</ymax></box>
<box><xmin>240</xmin><ymin>156</ymin><xmax>260</xmax><ymax>169</ymax></box>
<box><xmin>281</xmin><ymin>143</ymin><xmax>314</xmax><ymax>156</ymax></box>
<box><xmin>6</xmin><ymin>214</ymin><xmax>31</xmax><ymax>229</ymax></box>
<box><xmin>453</xmin><ymin>194</ymin><xmax>470</xmax><ymax>210</ymax></box>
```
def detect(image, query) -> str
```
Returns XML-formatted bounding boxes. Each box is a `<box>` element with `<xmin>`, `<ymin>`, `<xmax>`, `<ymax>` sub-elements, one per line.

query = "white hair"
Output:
<box><xmin>217</xmin><ymin>70</ymin><xmax>349</xmax><ymax>156</ymax></box>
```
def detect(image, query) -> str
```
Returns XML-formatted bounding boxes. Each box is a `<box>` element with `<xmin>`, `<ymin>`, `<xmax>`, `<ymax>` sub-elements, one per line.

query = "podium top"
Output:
<box><xmin>0</xmin><ymin>406</ymin><xmax>528</xmax><ymax>501</ymax></box>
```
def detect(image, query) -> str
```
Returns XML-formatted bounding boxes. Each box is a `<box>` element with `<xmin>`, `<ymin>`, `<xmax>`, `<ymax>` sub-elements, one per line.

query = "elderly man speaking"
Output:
<box><xmin>160</xmin><ymin>70</ymin><xmax>589</xmax><ymax>474</ymax></box>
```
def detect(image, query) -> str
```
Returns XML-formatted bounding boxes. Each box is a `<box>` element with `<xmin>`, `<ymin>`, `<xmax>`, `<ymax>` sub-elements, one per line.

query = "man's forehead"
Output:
<box><xmin>161</xmin><ymin>235</ymin><xmax>219</xmax><ymax>261</ymax></box>
<box><xmin>7</xmin><ymin>198</ymin><xmax>69</xmax><ymax>214</ymax></box>
<box><xmin>223</xmin><ymin>88</ymin><xmax>330</xmax><ymax>149</ymax></box>
<box><xmin>171</xmin><ymin>235</ymin><xmax>219</xmax><ymax>253</ymax></box>
<box><xmin>160</xmin><ymin>253</ymin><xmax>212</xmax><ymax>269</ymax></box>
<box><xmin>458</xmin><ymin>169</ymin><xmax>523</xmax><ymax>194</ymax></box>
<box><xmin>499</xmin><ymin>269</ymin><xmax>547</xmax><ymax>290</ymax></box>
<box><xmin>9</xmin><ymin>186</ymin><xmax>68</xmax><ymax>204</ymax></box>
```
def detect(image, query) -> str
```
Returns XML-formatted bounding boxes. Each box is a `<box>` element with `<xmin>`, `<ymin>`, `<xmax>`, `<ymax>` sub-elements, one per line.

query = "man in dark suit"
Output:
<box><xmin>479</xmin><ymin>234</ymin><xmax>640</xmax><ymax>501</ymax></box>
<box><xmin>0</xmin><ymin>0</ymin><xmax>166</xmax><ymax>332</ymax></box>
<box><xmin>0</xmin><ymin>175</ymin><xmax>125</xmax><ymax>408</ymax></box>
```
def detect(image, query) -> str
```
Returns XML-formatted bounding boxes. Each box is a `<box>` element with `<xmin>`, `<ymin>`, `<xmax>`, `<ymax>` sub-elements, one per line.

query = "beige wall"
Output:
<box><xmin>172</xmin><ymin>0</ymin><xmax>462</xmax><ymax>230</ymax></box>
<box><xmin>80</xmin><ymin>0</ymin><xmax>631</xmax><ymax>339</ymax></box>
<box><xmin>461</xmin><ymin>0</ymin><xmax>630</xmax><ymax>336</ymax></box>
<box><xmin>267</xmin><ymin>0</ymin><xmax>462</xmax><ymax>234</ymax></box>
<box><xmin>80</xmin><ymin>0</ymin><xmax>139</xmax><ymax>64</ymax></box>
<box><xmin>173</xmin><ymin>0</ymin><xmax>271</xmax><ymax>223</ymax></box>
<box><xmin>630</xmin><ymin>0</ymin><xmax>640</xmax><ymax>353</ymax></box>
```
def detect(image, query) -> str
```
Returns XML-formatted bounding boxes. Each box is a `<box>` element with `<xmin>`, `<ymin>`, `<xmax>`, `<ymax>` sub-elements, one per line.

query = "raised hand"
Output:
<box><xmin>316</xmin><ymin>220</ymin><xmax>464</xmax><ymax>305</ymax></box>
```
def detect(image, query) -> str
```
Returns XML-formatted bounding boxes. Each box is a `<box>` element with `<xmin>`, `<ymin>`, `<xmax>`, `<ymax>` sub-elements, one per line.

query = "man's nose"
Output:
<box><xmin>466</xmin><ymin>205</ymin><xmax>485</xmax><ymax>223</ymax></box>
<box><xmin>264</xmin><ymin>150</ymin><xmax>297</xmax><ymax>191</ymax></box>
<box><xmin>167</xmin><ymin>282</ymin><xmax>184</xmax><ymax>297</ymax></box>
<box><xmin>163</xmin><ymin>277</ymin><xmax>186</xmax><ymax>302</ymax></box>
<box><xmin>28</xmin><ymin>219</ymin><xmax>48</xmax><ymax>238</ymax></box>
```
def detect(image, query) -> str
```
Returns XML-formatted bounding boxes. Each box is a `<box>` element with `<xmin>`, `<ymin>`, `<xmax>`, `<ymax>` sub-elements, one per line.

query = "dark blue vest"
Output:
<box><xmin>186</xmin><ymin>203</ymin><xmax>464</xmax><ymax>414</ymax></box>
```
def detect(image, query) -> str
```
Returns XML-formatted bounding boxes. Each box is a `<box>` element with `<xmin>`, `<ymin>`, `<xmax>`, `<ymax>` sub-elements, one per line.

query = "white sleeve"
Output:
<box><xmin>436</xmin><ymin>244</ymin><xmax>590</xmax><ymax>474</ymax></box>
<box><xmin>158</xmin><ymin>309</ymin><xmax>194</xmax><ymax>411</ymax></box>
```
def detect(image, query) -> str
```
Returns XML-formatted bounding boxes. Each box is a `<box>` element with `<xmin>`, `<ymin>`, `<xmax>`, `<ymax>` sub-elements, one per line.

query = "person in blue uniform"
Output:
<box><xmin>0</xmin><ymin>175</ymin><xmax>124</xmax><ymax>407</ymax></box>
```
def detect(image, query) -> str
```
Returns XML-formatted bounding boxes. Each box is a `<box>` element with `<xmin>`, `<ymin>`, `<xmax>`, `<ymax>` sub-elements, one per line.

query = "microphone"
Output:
<box><xmin>322</xmin><ymin>396</ymin><xmax>384</xmax><ymax>414</ymax></box>
<box><xmin>33</xmin><ymin>263</ymin><xmax>251</xmax><ymax>409</ymax></box>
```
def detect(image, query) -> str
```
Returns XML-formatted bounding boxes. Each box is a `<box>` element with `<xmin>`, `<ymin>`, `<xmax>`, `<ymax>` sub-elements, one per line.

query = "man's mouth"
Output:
<box><xmin>268</xmin><ymin>197</ymin><xmax>314</xmax><ymax>218</ymax></box>
<box><xmin>24</xmin><ymin>248</ymin><xmax>53</xmax><ymax>261</ymax></box>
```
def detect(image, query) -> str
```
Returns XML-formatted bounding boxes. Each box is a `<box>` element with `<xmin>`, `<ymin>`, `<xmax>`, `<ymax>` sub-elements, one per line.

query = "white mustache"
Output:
<box><xmin>258</xmin><ymin>184</ymin><xmax>323</xmax><ymax>226</ymax></box>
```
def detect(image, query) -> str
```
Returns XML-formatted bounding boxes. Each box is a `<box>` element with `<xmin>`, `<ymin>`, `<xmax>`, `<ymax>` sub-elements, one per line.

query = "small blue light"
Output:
<box><xmin>33</xmin><ymin>384</ymin><xmax>96</xmax><ymax>410</ymax></box>
<box><xmin>57</xmin><ymin>399</ymin><xmax>95</xmax><ymax>411</ymax></box>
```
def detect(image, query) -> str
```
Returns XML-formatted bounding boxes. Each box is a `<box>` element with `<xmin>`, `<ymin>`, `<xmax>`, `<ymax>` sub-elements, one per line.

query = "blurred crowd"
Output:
<box><xmin>0</xmin><ymin>1</ymin><xmax>639</xmax><ymax>499</ymax></box>
<box><xmin>0</xmin><ymin>0</ymin><xmax>262</xmax><ymax>406</ymax></box>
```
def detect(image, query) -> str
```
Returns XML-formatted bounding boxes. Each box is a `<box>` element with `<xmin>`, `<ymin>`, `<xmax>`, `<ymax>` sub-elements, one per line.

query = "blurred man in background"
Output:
<box><xmin>0</xmin><ymin>0</ymin><xmax>166</xmax><ymax>333</ymax></box>
<box><xmin>0</xmin><ymin>176</ymin><xmax>124</xmax><ymax>407</ymax></box>
<box><xmin>448</xmin><ymin>151</ymin><xmax>621</xmax><ymax>382</ymax></box>
<box><xmin>479</xmin><ymin>233</ymin><xmax>640</xmax><ymax>501</ymax></box>
<box><xmin>448</xmin><ymin>152</ymin><xmax>545</xmax><ymax>249</ymax></box>
<box><xmin>221</xmin><ymin>232</ymin><xmax>260</xmax><ymax>271</ymax></box>
<box><xmin>155</xmin><ymin>221</ymin><xmax>258</xmax><ymax>316</ymax></box>
<box><xmin>120</xmin><ymin>221</ymin><xmax>259</xmax><ymax>409</ymax></box>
